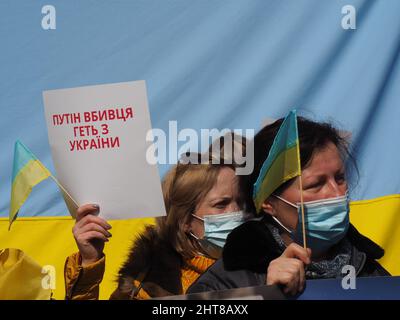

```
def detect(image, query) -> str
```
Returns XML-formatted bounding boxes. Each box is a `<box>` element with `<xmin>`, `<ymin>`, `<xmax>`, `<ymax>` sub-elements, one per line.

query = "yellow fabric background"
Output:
<box><xmin>0</xmin><ymin>248</ymin><xmax>51</xmax><ymax>300</ymax></box>
<box><xmin>0</xmin><ymin>216</ymin><xmax>154</xmax><ymax>300</ymax></box>
<box><xmin>0</xmin><ymin>194</ymin><xmax>398</xmax><ymax>299</ymax></box>
<box><xmin>349</xmin><ymin>194</ymin><xmax>400</xmax><ymax>276</ymax></box>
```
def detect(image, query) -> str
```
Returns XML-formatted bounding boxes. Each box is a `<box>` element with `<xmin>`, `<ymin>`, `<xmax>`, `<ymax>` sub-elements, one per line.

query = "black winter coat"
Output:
<box><xmin>188</xmin><ymin>217</ymin><xmax>390</xmax><ymax>294</ymax></box>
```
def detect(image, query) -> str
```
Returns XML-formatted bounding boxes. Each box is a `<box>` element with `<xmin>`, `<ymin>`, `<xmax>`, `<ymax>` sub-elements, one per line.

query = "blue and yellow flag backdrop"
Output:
<box><xmin>1</xmin><ymin>0</ymin><xmax>400</xmax><ymax>298</ymax></box>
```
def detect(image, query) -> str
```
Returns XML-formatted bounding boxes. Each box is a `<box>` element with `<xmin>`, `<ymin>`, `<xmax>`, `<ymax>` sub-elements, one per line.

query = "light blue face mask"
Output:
<box><xmin>192</xmin><ymin>211</ymin><xmax>245</xmax><ymax>249</ymax></box>
<box><xmin>272</xmin><ymin>194</ymin><xmax>350</xmax><ymax>255</ymax></box>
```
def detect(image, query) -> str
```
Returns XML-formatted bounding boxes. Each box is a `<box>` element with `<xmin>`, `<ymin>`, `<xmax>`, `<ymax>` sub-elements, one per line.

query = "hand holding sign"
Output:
<box><xmin>72</xmin><ymin>204</ymin><xmax>112</xmax><ymax>266</ymax></box>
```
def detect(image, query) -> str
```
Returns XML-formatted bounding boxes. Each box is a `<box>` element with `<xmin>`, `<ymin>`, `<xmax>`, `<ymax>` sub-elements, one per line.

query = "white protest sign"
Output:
<box><xmin>43</xmin><ymin>80</ymin><xmax>166</xmax><ymax>220</ymax></box>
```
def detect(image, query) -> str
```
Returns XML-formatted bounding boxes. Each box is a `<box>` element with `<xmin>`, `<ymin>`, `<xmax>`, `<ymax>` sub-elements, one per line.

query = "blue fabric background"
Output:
<box><xmin>1</xmin><ymin>0</ymin><xmax>399</xmax><ymax>217</ymax></box>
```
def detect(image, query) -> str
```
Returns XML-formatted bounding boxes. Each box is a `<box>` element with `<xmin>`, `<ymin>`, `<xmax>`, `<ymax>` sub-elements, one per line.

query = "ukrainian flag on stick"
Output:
<box><xmin>252</xmin><ymin>110</ymin><xmax>302</xmax><ymax>213</ymax></box>
<box><xmin>253</xmin><ymin>109</ymin><xmax>309</xmax><ymax>248</ymax></box>
<box><xmin>9</xmin><ymin>141</ymin><xmax>51</xmax><ymax>230</ymax></box>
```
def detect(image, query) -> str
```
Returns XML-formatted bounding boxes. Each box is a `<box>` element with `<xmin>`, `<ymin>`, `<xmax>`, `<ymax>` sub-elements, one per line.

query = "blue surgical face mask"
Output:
<box><xmin>272</xmin><ymin>194</ymin><xmax>350</xmax><ymax>255</ymax></box>
<box><xmin>190</xmin><ymin>232</ymin><xmax>222</xmax><ymax>259</ymax></box>
<box><xmin>191</xmin><ymin>211</ymin><xmax>245</xmax><ymax>249</ymax></box>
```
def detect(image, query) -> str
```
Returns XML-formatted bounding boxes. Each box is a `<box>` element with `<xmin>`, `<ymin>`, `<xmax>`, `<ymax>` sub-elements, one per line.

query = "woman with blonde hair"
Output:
<box><xmin>65</xmin><ymin>146</ymin><xmax>247</xmax><ymax>299</ymax></box>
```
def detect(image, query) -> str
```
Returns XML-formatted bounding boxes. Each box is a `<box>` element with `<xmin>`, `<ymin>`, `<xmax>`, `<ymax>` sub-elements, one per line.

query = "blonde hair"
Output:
<box><xmin>155</xmin><ymin>131</ymin><xmax>248</xmax><ymax>261</ymax></box>
<box><xmin>156</xmin><ymin>160</ymin><xmax>234</xmax><ymax>260</ymax></box>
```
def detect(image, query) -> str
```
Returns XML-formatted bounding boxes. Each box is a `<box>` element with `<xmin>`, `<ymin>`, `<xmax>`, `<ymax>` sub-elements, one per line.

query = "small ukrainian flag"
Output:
<box><xmin>252</xmin><ymin>110</ymin><xmax>302</xmax><ymax>213</ymax></box>
<box><xmin>9</xmin><ymin>141</ymin><xmax>51</xmax><ymax>230</ymax></box>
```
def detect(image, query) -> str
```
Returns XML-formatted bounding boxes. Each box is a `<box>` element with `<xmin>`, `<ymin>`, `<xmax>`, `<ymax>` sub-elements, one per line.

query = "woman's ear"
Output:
<box><xmin>183</xmin><ymin>223</ymin><xmax>191</xmax><ymax>233</ymax></box>
<box><xmin>183</xmin><ymin>216</ymin><xmax>192</xmax><ymax>233</ymax></box>
<box><xmin>261</xmin><ymin>197</ymin><xmax>276</xmax><ymax>216</ymax></box>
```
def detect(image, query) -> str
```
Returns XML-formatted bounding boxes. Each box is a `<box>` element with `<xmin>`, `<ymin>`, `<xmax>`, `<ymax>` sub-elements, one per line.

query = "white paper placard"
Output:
<box><xmin>43</xmin><ymin>80</ymin><xmax>166</xmax><ymax>220</ymax></box>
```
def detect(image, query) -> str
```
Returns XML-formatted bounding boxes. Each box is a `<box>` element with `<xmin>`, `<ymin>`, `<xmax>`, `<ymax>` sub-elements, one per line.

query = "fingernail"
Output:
<box><xmin>92</xmin><ymin>204</ymin><xmax>99</xmax><ymax>209</ymax></box>
<box><xmin>106</xmin><ymin>224</ymin><xmax>112</xmax><ymax>229</ymax></box>
<box><xmin>107</xmin><ymin>232</ymin><xmax>112</xmax><ymax>237</ymax></box>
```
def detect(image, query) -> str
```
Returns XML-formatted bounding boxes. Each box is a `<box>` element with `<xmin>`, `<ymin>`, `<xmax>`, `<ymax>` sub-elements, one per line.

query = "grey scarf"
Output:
<box><xmin>266</xmin><ymin>222</ymin><xmax>362</xmax><ymax>279</ymax></box>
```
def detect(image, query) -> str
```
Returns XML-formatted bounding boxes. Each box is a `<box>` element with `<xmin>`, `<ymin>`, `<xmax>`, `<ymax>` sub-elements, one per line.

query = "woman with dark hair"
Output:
<box><xmin>188</xmin><ymin>117</ymin><xmax>390</xmax><ymax>296</ymax></box>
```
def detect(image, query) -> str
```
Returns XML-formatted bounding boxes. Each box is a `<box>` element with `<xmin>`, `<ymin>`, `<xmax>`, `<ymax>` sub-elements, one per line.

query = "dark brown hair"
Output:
<box><xmin>240</xmin><ymin>117</ymin><xmax>358</xmax><ymax>214</ymax></box>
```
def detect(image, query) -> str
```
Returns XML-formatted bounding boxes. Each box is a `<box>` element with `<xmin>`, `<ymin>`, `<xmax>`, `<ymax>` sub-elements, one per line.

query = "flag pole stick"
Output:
<box><xmin>293</xmin><ymin>110</ymin><xmax>306</xmax><ymax>250</ymax></box>
<box><xmin>298</xmin><ymin>175</ymin><xmax>307</xmax><ymax>250</ymax></box>
<box><xmin>35</xmin><ymin>158</ymin><xmax>79</xmax><ymax>210</ymax></box>
<box><xmin>49</xmin><ymin>175</ymin><xmax>79</xmax><ymax>208</ymax></box>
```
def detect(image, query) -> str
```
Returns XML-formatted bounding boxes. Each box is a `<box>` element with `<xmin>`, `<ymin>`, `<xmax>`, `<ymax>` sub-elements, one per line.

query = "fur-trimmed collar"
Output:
<box><xmin>111</xmin><ymin>225</ymin><xmax>183</xmax><ymax>299</ymax></box>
